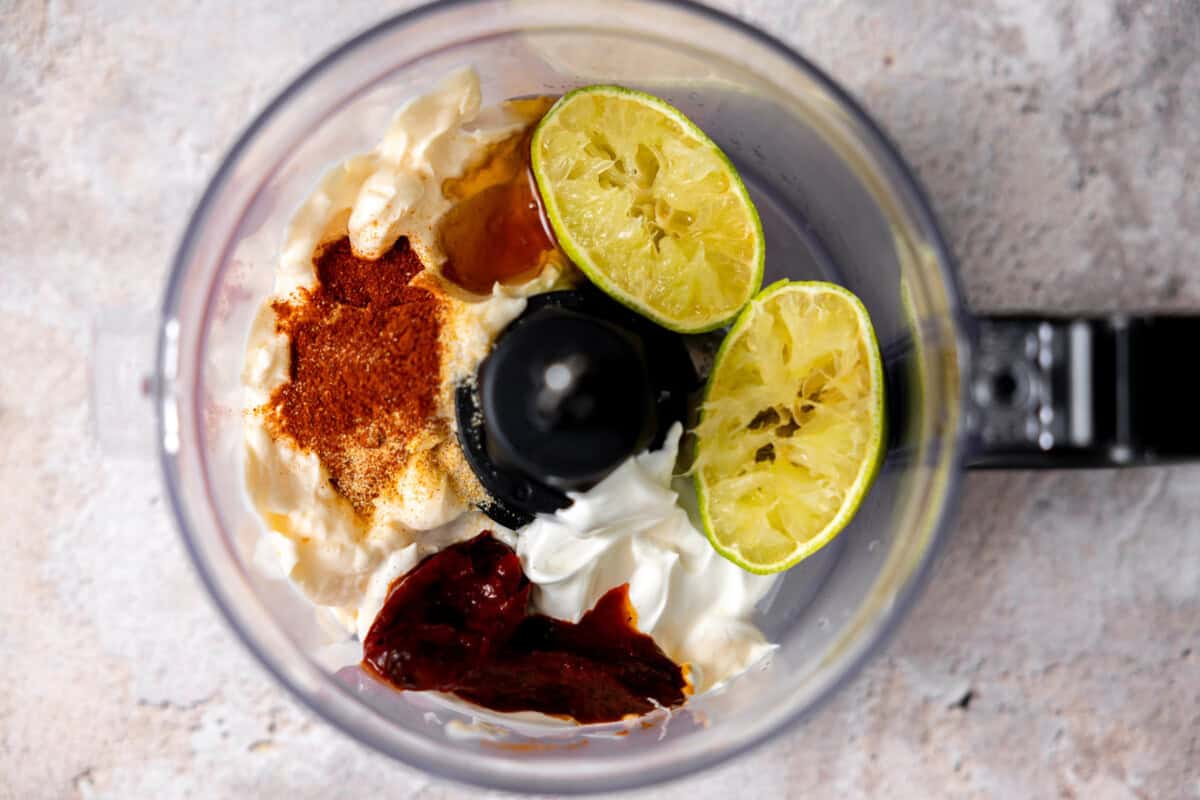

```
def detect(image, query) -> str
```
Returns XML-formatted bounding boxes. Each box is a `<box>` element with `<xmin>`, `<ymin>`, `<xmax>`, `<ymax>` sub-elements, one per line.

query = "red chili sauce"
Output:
<box><xmin>361</xmin><ymin>532</ymin><xmax>689</xmax><ymax>723</ymax></box>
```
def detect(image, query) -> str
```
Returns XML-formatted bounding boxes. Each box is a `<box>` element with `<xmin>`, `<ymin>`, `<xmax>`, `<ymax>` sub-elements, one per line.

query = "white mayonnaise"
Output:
<box><xmin>243</xmin><ymin>67</ymin><xmax>559</xmax><ymax>612</ymax></box>
<box><xmin>517</xmin><ymin>425</ymin><xmax>778</xmax><ymax>692</ymax></box>
<box><xmin>244</xmin><ymin>67</ymin><xmax>777</xmax><ymax>699</ymax></box>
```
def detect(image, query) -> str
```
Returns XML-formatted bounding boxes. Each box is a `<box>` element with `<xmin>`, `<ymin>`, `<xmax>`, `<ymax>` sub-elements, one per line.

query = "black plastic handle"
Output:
<box><xmin>967</xmin><ymin>314</ymin><xmax>1200</xmax><ymax>468</ymax></box>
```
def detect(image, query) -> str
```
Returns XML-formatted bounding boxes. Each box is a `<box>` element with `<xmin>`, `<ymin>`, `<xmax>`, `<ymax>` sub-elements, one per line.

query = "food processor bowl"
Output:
<box><xmin>159</xmin><ymin>0</ymin><xmax>966</xmax><ymax>792</ymax></box>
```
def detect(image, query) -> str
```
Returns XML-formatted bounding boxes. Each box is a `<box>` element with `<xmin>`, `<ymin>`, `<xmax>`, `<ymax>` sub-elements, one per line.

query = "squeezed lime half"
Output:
<box><xmin>694</xmin><ymin>281</ymin><xmax>886</xmax><ymax>574</ymax></box>
<box><xmin>531</xmin><ymin>85</ymin><xmax>764</xmax><ymax>333</ymax></box>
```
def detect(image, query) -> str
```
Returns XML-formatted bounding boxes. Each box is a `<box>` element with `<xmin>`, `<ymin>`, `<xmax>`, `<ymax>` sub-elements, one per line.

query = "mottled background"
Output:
<box><xmin>2</xmin><ymin>1</ymin><xmax>1198</xmax><ymax>797</ymax></box>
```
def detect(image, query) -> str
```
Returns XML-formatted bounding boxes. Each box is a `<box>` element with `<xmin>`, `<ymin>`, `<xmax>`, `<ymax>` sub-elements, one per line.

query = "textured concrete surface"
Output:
<box><xmin>2</xmin><ymin>1</ymin><xmax>1198</xmax><ymax>797</ymax></box>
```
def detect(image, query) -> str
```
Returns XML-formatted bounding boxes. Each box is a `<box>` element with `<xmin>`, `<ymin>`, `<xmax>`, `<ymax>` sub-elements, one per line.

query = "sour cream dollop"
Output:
<box><xmin>517</xmin><ymin>424</ymin><xmax>778</xmax><ymax>692</ymax></box>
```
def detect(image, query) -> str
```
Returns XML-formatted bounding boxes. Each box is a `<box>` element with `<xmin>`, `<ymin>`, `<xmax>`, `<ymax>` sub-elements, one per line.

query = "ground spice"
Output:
<box><xmin>268</xmin><ymin>236</ymin><xmax>442</xmax><ymax>516</ymax></box>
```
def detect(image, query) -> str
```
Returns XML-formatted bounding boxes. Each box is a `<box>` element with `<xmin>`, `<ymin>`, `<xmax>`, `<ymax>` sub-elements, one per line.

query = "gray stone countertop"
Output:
<box><xmin>2</xmin><ymin>1</ymin><xmax>1197</xmax><ymax>797</ymax></box>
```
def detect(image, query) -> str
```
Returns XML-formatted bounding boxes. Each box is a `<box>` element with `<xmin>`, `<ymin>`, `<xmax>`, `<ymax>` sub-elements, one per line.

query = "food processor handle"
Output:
<box><xmin>90</xmin><ymin>308</ymin><xmax>159</xmax><ymax>460</ymax></box>
<box><xmin>966</xmin><ymin>314</ymin><xmax>1200</xmax><ymax>468</ymax></box>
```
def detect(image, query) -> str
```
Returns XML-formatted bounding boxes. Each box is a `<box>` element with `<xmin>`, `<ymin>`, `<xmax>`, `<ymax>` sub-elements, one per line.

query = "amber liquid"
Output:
<box><xmin>439</xmin><ymin>97</ymin><xmax>562</xmax><ymax>295</ymax></box>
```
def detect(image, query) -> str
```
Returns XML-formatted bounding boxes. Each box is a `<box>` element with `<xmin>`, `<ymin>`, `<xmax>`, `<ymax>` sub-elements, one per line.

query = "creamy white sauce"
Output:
<box><xmin>243</xmin><ymin>67</ymin><xmax>777</xmax><ymax>702</ymax></box>
<box><xmin>517</xmin><ymin>425</ymin><xmax>777</xmax><ymax>693</ymax></box>
<box><xmin>243</xmin><ymin>67</ymin><xmax>556</xmax><ymax>611</ymax></box>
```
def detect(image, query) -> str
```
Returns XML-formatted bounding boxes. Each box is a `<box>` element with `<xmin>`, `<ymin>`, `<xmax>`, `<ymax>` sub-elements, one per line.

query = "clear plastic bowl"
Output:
<box><xmin>159</xmin><ymin>0</ymin><xmax>967</xmax><ymax>792</ymax></box>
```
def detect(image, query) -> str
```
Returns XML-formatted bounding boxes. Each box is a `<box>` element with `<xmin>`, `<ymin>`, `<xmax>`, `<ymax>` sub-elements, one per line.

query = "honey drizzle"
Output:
<box><xmin>438</xmin><ymin>96</ymin><xmax>562</xmax><ymax>294</ymax></box>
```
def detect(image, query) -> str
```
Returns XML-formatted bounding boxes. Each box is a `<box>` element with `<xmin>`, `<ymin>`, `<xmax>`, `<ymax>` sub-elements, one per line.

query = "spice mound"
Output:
<box><xmin>362</xmin><ymin>532</ymin><xmax>689</xmax><ymax>723</ymax></box>
<box><xmin>267</xmin><ymin>236</ymin><xmax>442</xmax><ymax>515</ymax></box>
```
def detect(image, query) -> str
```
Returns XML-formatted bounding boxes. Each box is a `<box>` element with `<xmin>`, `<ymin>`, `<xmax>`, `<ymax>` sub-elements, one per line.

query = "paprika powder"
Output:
<box><xmin>267</xmin><ymin>236</ymin><xmax>443</xmax><ymax>516</ymax></box>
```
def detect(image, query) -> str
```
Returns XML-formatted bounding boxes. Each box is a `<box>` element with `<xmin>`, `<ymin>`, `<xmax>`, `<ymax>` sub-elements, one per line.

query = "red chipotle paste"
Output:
<box><xmin>361</xmin><ymin>532</ymin><xmax>689</xmax><ymax>723</ymax></box>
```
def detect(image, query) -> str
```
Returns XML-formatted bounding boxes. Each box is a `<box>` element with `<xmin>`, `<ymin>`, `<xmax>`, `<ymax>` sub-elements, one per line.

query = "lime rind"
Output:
<box><xmin>531</xmin><ymin>85</ymin><xmax>764</xmax><ymax>334</ymax></box>
<box><xmin>694</xmin><ymin>281</ymin><xmax>885</xmax><ymax>575</ymax></box>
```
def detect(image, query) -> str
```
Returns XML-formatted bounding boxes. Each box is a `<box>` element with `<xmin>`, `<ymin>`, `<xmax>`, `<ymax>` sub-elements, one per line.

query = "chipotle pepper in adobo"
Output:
<box><xmin>361</xmin><ymin>532</ymin><xmax>688</xmax><ymax>723</ymax></box>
